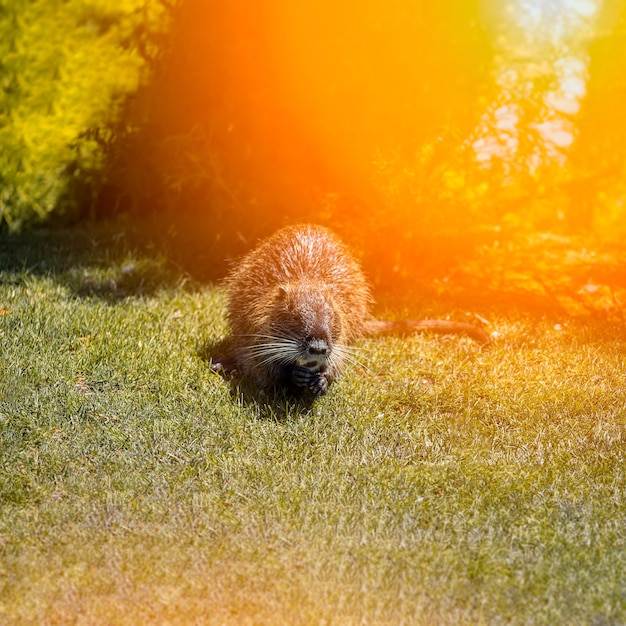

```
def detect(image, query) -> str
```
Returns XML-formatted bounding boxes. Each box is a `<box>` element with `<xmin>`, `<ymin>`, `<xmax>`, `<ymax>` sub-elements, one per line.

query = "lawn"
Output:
<box><xmin>1</xmin><ymin>226</ymin><xmax>625</xmax><ymax>624</ymax></box>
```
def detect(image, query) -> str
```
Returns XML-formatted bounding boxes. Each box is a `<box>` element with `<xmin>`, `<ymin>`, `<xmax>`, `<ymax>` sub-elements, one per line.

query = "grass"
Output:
<box><xmin>1</xmin><ymin>226</ymin><xmax>625</xmax><ymax>624</ymax></box>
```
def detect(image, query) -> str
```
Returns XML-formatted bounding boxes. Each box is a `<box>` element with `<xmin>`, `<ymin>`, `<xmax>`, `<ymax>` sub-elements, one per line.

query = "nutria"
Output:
<box><xmin>216</xmin><ymin>224</ymin><xmax>490</xmax><ymax>397</ymax></box>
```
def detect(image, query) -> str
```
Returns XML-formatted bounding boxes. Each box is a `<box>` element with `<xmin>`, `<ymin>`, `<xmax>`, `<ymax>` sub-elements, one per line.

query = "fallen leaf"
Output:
<box><xmin>75</xmin><ymin>376</ymin><xmax>91</xmax><ymax>393</ymax></box>
<box><xmin>87</xmin><ymin>411</ymin><xmax>118</xmax><ymax>422</ymax></box>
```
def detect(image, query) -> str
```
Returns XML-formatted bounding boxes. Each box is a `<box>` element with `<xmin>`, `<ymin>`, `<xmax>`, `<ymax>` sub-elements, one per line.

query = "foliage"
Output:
<box><xmin>1</xmin><ymin>228</ymin><xmax>626</xmax><ymax>623</ymax></box>
<box><xmin>92</xmin><ymin>0</ymin><xmax>492</xmax><ymax>249</ymax></box>
<box><xmin>0</xmin><ymin>0</ymin><xmax>165</xmax><ymax>230</ymax></box>
<box><xmin>462</xmin><ymin>0</ymin><xmax>626</xmax><ymax>238</ymax></box>
<box><xmin>4</xmin><ymin>0</ymin><xmax>626</xmax><ymax>273</ymax></box>
<box><xmin>88</xmin><ymin>0</ymin><xmax>626</xmax><ymax>277</ymax></box>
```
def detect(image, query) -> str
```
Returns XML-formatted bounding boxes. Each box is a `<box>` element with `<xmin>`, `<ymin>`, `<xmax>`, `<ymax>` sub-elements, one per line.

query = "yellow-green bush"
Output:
<box><xmin>0</xmin><ymin>0</ymin><xmax>165</xmax><ymax>230</ymax></box>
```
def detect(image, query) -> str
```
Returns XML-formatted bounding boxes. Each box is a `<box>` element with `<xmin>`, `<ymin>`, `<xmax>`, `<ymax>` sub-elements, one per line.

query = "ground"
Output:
<box><xmin>0</xmin><ymin>223</ymin><xmax>625</xmax><ymax>624</ymax></box>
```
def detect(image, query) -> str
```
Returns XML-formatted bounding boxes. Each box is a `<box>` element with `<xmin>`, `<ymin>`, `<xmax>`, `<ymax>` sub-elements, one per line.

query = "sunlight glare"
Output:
<box><xmin>562</xmin><ymin>0</ymin><xmax>598</xmax><ymax>17</ymax></box>
<box><xmin>521</xmin><ymin>0</ymin><xmax>600</xmax><ymax>24</ymax></box>
<box><xmin>474</xmin><ymin>0</ymin><xmax>602</xmax><ymax>165</ymax></box>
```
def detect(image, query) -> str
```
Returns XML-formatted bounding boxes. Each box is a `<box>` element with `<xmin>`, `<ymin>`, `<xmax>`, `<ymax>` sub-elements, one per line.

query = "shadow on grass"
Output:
<box><xmin>197</xmin><ymin>336</ymin><xmax>318</xmax><ymax>420</ymax></box>
<box><xmin>235</xmin><ymin>384</ymin><xmax>318</xmax><ymax>421</ymax></box>
<box><xmin>372</xmin><ymin>231</ymin><xmax>626</xmax><ymax>327</ymax></box>
<box><xmin>0</xmin><ymin>223</ymin><xmax>208</xmax><ymax>303</ymax></box>
<box><xmin>3</xmin><ymin>219</ymin><xmax>626</xmax><ymax>329</ymax></box>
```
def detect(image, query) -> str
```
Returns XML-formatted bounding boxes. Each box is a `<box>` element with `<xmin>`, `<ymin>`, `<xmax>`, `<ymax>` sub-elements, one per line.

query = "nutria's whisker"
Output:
<box><xmin>332</xmin><ymin>344</ymin><xmax>365</xmax><ymax>369</ymax></box>
<box><xmin>332</xmin><ymin>346</ymin><xmax>372</xmax><ymax>376</ymax></box>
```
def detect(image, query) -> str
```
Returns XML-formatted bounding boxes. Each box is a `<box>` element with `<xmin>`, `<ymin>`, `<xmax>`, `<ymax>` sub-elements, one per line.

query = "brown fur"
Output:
<box><xmin>221</xmin><ymin>224</ymin><xmax>489</xmax><ymax>395</ymax></box>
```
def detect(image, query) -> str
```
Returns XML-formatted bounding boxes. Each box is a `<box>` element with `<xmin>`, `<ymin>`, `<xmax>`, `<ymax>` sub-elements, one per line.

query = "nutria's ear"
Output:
<box><xmin>277</xmin><ymin>284</ymin><xmax>290</xmax><ymax>299</ymax></box>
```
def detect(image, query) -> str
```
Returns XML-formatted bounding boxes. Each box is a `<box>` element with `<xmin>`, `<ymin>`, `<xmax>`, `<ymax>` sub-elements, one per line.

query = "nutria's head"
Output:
<box><xmin>241</xmin><ymin>281</ymin><xmax>347</xmax><ymax>381</ymax></box>
<box><xmin>264</xmin><ymin>282</ymin><xmax>343</xmax><ymax>372</ymax></box>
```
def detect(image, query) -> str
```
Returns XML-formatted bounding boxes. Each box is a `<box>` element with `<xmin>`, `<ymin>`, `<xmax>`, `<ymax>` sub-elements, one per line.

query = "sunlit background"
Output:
<box><xmin>2</xmin><ymin>0</ymin><xmax>626</xmax><ymax>304</ymax></box>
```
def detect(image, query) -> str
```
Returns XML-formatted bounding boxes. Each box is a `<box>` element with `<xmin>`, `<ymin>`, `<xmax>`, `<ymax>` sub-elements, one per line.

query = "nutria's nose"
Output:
<box><xmin>308</xmin><ymin>340</ymin><xmax>328</xmax><ymax>356</ymax></box>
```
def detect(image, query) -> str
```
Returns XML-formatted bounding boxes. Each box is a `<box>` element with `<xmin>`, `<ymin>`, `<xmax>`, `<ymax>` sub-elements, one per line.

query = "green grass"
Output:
<box><xmin>1</xmin><ymin>227</ymin><xmax>625</xmax><ymax>624</ymax></box>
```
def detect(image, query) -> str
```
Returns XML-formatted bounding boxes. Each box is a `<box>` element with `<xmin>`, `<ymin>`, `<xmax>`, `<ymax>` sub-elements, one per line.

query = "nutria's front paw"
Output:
<box><xmin>310</xmin><ymin>373</ymin><xmax>328</xmax><ymax>396</ymax></box>
<box><xmin>292</xmin><ymin>365</ymin><xmax>313</xmax><ymax>388</ymax></box>
<box><xmin>292</xmin><ymin>366</ymin><xmax>328</xmax><ymax>396</ymax></box>
<box><xmin>210</xmin><ymin>356</ymin><xmax>237</xmax><ymax>376</ymax></box>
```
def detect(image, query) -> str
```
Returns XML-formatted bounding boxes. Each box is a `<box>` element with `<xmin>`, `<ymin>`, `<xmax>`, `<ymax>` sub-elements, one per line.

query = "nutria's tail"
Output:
<box><xmin>363</xmin><ymin>319</ymin><xmax>492</xmax><ymax>345</ymax></box>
